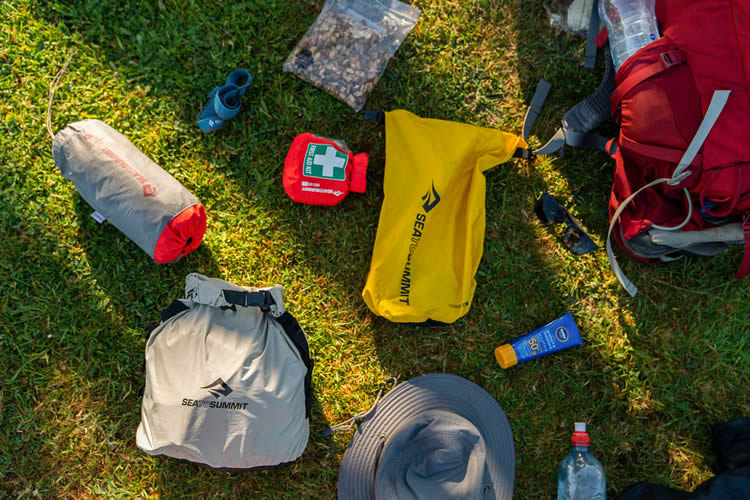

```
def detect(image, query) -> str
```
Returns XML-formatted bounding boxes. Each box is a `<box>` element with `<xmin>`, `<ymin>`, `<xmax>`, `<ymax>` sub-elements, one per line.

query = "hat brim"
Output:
<box><xmin>338</xmin><ymin>373</ymin><xmax>515</xmax><ymax>500</ymax></box>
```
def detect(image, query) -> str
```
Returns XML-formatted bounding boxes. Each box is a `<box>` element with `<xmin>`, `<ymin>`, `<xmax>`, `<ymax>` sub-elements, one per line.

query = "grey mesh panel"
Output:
<box><xmin>136</xmin><ymin>275</ymin><xmax>310</xmax><ymax>469</ymax></box>
<box><xmin>52</xmin><ymin>119</ymin><xmax>200</xmax><ymax>259</ymax></box>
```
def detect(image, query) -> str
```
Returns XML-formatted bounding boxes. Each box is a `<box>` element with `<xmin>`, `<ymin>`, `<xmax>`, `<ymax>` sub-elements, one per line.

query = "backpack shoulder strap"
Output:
<box><xmin>584</xmin><ymin>0</ymin><xmax>601</xmax><ymax>69</ymax></box>
<box><xmin>524</xmin><ymin>44</ymin><xmax>617</xmax><ymax>157</ymax></box>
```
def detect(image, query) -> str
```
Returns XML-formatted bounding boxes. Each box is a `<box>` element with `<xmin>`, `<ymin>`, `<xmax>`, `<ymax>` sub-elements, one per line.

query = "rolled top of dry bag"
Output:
<box><xmin>52</xmin><ymin>119</ymin><xmax>206</xmax><ymax>263</ymax></box>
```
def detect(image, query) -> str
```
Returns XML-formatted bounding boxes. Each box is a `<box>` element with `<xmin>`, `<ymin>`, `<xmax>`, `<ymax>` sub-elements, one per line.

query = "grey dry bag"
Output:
<box><xmin>48</xmin><ymin>54</ymin><xmax>206</xmax><ymax>263</ymax></box>
<box><xmin>136</xmin><ymin>273</ymin><xmax>313</xmax><ymax>469</ymax></box>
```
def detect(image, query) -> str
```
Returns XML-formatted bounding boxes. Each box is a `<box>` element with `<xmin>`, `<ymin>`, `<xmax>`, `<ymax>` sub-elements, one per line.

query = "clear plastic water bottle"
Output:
<box><xmin>557</xmin><ymin>423</ymin><xmax>607</xmax><ymax>500</ymax></box>
<box><xmin>599</xmin><ymin>0</ymin><xmax>660</xmax><ymax>72</ymax></box>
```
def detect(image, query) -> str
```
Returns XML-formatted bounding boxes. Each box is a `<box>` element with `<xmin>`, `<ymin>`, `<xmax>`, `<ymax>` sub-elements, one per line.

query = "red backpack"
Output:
<box><xmin>525</xmin><ymin>0</ymin><xmax>750</xmax><ymax>295</ymax></box>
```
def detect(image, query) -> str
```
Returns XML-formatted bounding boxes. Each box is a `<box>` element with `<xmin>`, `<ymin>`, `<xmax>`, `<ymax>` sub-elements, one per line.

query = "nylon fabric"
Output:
<box><xmin>52</xmin><ymin>119</ymin><xmax>206</xmax><ymax>262</ymax></box>
<box><xmin>337</xmin><ymin>374</ymin><xmax>515</xmax><ymax>500</ymax></box>
<box><xmin>606</xmin><ymin>0</ymin><xmax>750</xmax><ymax>290</ymax></box>
<box><xmin>361</xmin><ymin>110</ymin><xmax>526</xmax><ymax>324</ymax></box>
<box><xmin>153</xmin><ymin>203</ymin><xmax>207</xmax><ymax>263</ymax></box>
<box><xmin>373</xmin><ymin>411</ymin><xmax>489</xmax><ymax>500</ymax></box>
<box><xmin>136</xmin><ymin>274</ymin><xmax>310</xmax><ymax>469</ymax></box>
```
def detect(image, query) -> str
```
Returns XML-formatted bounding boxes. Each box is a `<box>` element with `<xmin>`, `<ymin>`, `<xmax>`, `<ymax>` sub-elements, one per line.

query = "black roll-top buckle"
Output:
<box><xmin>222</xmin><ymin>289</ymin><xmax>275</xmax><ymax>312</ymax></box>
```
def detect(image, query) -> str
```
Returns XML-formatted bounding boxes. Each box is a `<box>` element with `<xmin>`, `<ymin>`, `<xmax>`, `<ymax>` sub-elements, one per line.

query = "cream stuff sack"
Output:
<box><xmin>48</xmin><ymin>53</ymin><xmax>206</xmax><ymax>263</ymax></box>
<box><xmin>137</xmin><ymin>274</ymin><xmax>313</xmax><ymax>469</ymax></box>
<box><xmin>362</xmin><ymin>110</ymin><xmax>529</xmax><ymax>324</ymax></box>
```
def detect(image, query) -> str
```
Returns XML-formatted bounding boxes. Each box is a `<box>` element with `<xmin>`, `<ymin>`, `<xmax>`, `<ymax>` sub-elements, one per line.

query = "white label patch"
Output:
<box><xmin>91</xmin><ymin>211</ymin><xmax>106</xmax><ymax>223</ymax></box>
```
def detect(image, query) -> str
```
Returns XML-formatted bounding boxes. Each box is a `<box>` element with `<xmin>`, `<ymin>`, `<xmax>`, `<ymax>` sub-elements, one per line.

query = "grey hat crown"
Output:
<box><xmin>338</xmin><ymin>374</ymin><xmax>515</xmax><ymax>500</ymax></box>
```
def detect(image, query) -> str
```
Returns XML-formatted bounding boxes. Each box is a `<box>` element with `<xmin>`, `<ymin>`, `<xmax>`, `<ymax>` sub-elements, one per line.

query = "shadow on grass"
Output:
<box><xmin>0</xmin><ymin>192</ymin><xmax>192</xmax><ymax>496</ymax></box>
<box><xmin>24</xmin><ymin>1</ymin><xmax>570</xmax><ymax>496</ymax></box>
<box><xmin>3</xmin><ymin>182</ymin><xmax>336</xmax><ymax>496</ymax></box>
<box><xmin>20</xmin><ymin>0</ymin><xmax>748</xmax><ymax>498</ymax></box>
<box><xmin>511</xmin><ymin>2</ymin><xmax>750</xmax><ymax>495</ymax></box>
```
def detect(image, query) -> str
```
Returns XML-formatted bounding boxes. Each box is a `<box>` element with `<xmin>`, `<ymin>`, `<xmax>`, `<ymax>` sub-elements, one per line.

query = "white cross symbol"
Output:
<box><xmin>314</xmin><ymin>146</ymin><xmax>346</xmax><ymax>177</ymax></box>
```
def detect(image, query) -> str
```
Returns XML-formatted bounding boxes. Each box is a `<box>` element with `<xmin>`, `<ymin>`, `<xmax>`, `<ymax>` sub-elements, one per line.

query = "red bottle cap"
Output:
<box><xmin>571</xmin><ymin>422</ymin><xmax>590</xmax><ymax>447</ymax></box>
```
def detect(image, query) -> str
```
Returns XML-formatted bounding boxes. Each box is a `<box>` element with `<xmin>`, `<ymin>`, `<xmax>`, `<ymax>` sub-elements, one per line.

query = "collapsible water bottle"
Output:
<box><xmin>557</xmin><ymin>423</ymin><xmax>607</xmax><ymax>500</ymax></box>
<box><xmin>599</xmin><ymin>0</ymin><xmax>660</xmax><ymax>72</ymax></box>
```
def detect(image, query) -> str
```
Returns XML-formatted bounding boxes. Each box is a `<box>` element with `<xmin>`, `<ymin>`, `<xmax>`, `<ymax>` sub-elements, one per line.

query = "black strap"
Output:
<box><xmin>364</xmin><ymin>109</ymin><xmax>385</xmax><ymax>125</ymax></box>
<box><xmin>144</xmin><ymin>322</ymin><xmax>158</xmax><ymax>341</ymax></box>
<box><xmin>275</xmin><ymin>312</ymin><xmax>314</xmax><ymax>419</ymax></box>
<box><xmin>512</xmin><ymin>147</ymin><xmax>536</xmax><ymax>160</ymax></box>
<box><xmin>222</xmin><ymin>289</ymin><xmax>275</xmax><ymax>311</ymax></box>
<box><xmin>160</xmin><ymin>299</ymin><xmax>190</xmax><ymax>323</ymax></box>
<box><xmin>522</xmin><ymin>79</ymin><xmax>553</xmax><ymax>142</ymax></box>
<box><xmin>584</xmin><ymin>0</ymin><xmax>600</xmax><ymax>69</ymax></box>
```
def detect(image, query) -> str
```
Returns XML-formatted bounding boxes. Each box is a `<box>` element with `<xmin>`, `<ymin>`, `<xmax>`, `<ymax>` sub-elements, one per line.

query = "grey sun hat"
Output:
<box><xmin>337</xmin><ymin>374</ymin><xmax>515</xmax><ymax>500</ymax></box>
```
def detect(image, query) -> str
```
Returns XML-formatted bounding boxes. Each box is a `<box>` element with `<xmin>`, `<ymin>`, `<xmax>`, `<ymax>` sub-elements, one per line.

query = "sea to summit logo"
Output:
<box><xmin>201</xmin><ymin>378</ymin><xmax>233</xmax><ymax>398</ymax></box>
<box><xmin>182</xmin><ymin>377</ymin><xmax>248</xmax><ymax>411</ymax></box>
<box><xmin>421</xmin><ymin>182</ymin><xmax>441</xmax><ymax>213</ymax></box>
<box><xmin>399</xmin><ymin>180</ymin><xmax>441</xmax><ymax>306</ymax></box>
<box><xmin>142</xmin><ymin>184</ymin><xmax>157</xmax><ymax>198</ymax></box>
<box><xmin>93</xmin><ymin>142</ymin><xmax>158</xmax><ymax>198</ymax></box>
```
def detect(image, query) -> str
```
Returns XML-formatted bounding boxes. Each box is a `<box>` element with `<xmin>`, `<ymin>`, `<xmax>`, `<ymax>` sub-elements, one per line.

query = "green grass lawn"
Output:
<box><xmin>1</xmin><ymin>0</ymin><xmax>748</xmax><ymax>497</ymax></box>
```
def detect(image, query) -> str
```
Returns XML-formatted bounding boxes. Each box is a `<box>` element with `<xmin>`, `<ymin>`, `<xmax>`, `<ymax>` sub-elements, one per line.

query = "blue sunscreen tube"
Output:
<box><xmin>494</xmin><ymin>312</ymin><xmax>582</xmax><ymax>368</ymax></box>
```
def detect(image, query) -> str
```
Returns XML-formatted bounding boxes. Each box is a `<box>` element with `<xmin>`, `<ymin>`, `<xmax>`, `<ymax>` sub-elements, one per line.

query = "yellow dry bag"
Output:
<box><xmin>362</xmin><ymin>110</ymin><xmax>527</xmax><ymax>324</ymax></box>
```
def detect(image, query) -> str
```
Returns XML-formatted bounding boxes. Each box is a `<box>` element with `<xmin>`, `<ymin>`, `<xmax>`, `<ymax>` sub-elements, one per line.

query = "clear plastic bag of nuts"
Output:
<box><xmin>283</xmin><ymin>0</ymin><xmax>420</xmax><ymax>111</ymax></box>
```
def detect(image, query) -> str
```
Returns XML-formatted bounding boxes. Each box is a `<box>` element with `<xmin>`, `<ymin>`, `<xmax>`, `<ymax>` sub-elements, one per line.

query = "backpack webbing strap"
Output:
<box><xmin>522</xmin><ymin>79</ymin><xmax>552</xmax><ymax>142</ymax></box>
<box><xmin>222</xmin><ymin>289</ymin><xmax>275</xmax><ymax>311</ymax></box>
<box><xmin>535</xmin><ymin>129</ymin><xmax>616</xmax><ymax>156</ymax></box>
<box><xmin>669</xmin><ymin>90</ymin><xmax>731</xmax><ymax>185</ymax></box>
<box><xmin>584</xmin><ymin>0</ymin><xmax>600</xmax><ymax>69</ymax></box>
<box><xmin>275</xmin><ymin>312</ymin><xmax>314</xmax><ymax>419</ymax></box>
<box><xmin>607</xmin><ymin>177</ymin><xmax>673</xmax><ymax>297</ymax></box>
<box><xmin>529</xmin><ymin>45</ymin><xmax>616</xmax><ymax>157</ymax></box>
<box><xmin>610</xmin><ymin>50</ymin><xmax>686</xmax><ymax>116</ymax></box>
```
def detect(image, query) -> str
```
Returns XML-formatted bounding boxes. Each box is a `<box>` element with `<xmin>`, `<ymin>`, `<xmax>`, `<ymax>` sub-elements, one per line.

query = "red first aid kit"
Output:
<box><xmin>283</xmin><ymin>133</ymin><xmax>368</xmax><ymax>205</ymax></box>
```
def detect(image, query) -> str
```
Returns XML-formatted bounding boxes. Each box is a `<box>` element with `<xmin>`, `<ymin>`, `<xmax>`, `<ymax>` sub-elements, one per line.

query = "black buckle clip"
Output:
<box><xmin>513</xmin><ymin>147</ymin><xmax>536</xmax><ymax>161</ymax></box>
<box><xmin>363</xmin><ymin>109</ymin><xmax>385</xmax><ymax>125</ymax></box>
<box><xmin>222</xmin><ymin>289</ymin><xmax>274</xmax><ymax>312</ymax></box>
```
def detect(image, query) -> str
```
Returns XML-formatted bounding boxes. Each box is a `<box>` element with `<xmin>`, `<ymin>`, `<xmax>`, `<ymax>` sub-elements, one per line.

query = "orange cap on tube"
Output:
<box><xmin>494</xmin><ymin>344</ymin><xmax>518</xmax><ymax>369</ymax></box>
